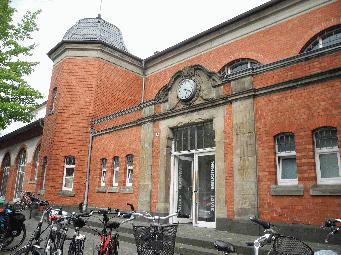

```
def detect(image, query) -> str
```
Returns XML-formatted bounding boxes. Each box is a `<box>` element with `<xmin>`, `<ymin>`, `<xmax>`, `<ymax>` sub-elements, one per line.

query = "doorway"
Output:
<box><xmin>172</xmin><ymin>151</ymin><xmax>216</xmax><ymax>228</ymax></box>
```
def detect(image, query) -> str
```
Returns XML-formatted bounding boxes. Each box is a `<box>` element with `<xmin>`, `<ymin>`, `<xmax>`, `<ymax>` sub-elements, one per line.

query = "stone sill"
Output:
<box><xmin>107</xmin><ymin>187</ymin><xmax>119</xmax><ymax>193</ymax></box>
<box><xmin>96</xmin><ymin>187</ymin><xmax>106</xmax><ymax>193</ymax></box>
<box><xmin>120</xmin><ymin>186</ymin><xmax>133</xmax><ymax>193</ymax></box>
<box><xmin>271</xmin><ymin>184</ymin><xmax>304</xmax><ymax>196</ymax></box>
<box><xmin>59</xmin><ymin>190</ymin><xmax>75</xmax><ymax>197</ymax></box>
<box><xmin>310</xmin><ymin>184</ymin><xmax>341</xmax><ymax>195</ymax></box>
<box><xmin>28</xmin><ymin>180</ymin><xmax>37</xmax><ymax>184</ymax></box>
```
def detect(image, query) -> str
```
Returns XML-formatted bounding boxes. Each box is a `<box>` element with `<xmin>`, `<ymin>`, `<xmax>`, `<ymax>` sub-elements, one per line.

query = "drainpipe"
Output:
<box><xmin>83</xmin><ymin>127</ymin><xmax>94</xmax><ymax>211</ymax></box>
<box><xmin>141</xmin><ymin>59</ymin><xmax>145</xmax><ymax>103</ymax></box>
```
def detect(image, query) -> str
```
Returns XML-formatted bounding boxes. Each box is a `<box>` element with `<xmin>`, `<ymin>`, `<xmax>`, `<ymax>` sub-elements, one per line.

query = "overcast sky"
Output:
<box><xmin>12</xmin><ymin>0</ymin><xmax>269</xmax><ymax>100</ymax></box>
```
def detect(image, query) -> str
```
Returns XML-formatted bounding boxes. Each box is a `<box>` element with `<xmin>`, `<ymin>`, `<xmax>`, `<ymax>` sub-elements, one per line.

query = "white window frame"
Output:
<box><xmin>62</xmin><ymin>156</ymin><xmax>75</xmax><ymax>191</ymax></box>
<box><xmin>314</xmin><ymin>130</ymin><xmax>341</xmax><ymax>185</ymax></box>
<box><xmin>112</xmin><ymin>157</ymin><xmax>119</xmax><ymax>187</ymax></box>
<box><xmin>126</xmin><ymin>155</ymin><xmax>133</xmax><ymax>187</ymax></box>
<box><xmin>100</xmin><ymin>158</ymin><xmax>107</xmax><ymax>187</ymax></box>
<box><xmin>275</xmin><ymin>134</ymin><xmax>298</xmax><ymax>185</ymax></box>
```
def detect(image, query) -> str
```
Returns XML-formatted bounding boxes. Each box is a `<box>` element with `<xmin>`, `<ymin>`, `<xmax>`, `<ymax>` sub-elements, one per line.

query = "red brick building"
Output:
<box><xmin>1</xmin><ymin>0</ymin><xmax>341</xmax><ymax>231</ymax></box>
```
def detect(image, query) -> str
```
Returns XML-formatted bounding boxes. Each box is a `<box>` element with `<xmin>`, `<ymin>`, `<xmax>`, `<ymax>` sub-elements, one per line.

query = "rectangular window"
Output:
<box><xmin>63</xmin><ymin>156</ymin><xmax>75</xmax><ymax>191</ymax></box>
<box><xmin>113</xmin><ymin>157</ymin><xmax>119</xmax><ymax>186</ymax></box>
<box><xmin>314</xmin><ymin>127</ymin><xmax>341</xmax><ymax>184</ymax></box>
<box><xmin>275</xmin><ymin>133</ymin><xmax>298</xmax><ymax>185</ymax></box>
<box><xmin>174</xmin><ymin>121</ymin><xmax>215</xmax><ymax>152</ymax></box>
<box><xmin>100</xmin><ymin>158</ymin><xmax>107</xmax><ymax>187</ymax></box>
<box><xmin>126</xmin><ymin>155</ymin><xmax>133</xmax><ymax>187</ymax></box>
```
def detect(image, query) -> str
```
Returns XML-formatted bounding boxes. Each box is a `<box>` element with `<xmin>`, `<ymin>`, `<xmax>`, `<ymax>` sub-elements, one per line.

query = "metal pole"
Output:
<box><xmin>83</xmin><ymin>128</ymin><xmax>94</xmax><ymax>212</ymax></box>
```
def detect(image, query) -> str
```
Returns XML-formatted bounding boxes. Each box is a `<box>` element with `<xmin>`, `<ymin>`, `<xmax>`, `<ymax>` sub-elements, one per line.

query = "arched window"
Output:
<box><xmin>126</xmin><ymin>155</ymin><xmax>134</xmax><ymax>187</ymax></box>
<box><xmin>0</xmin><ymin>153</ymin><xmax>11</xmax><ymax>197</ymax></box>
<box><xmin>219</xmin><ymin>58</ymin><xmax>259</xmax><ymax>78</ymax></box>
<box><xmin>14</xmin><ymin>149</ymin><xmax>26</xmax><ymax>199</ymax></box>
<box><xmin>31</xmin><ymin>144</ymin><xmax>41</xmax><ymax>182</ymax></box>
<box><xmin>313</xmin><ymin>127</ymin><xmax>341</xmax><ymax>184</ymax></box>
<box><xmin>275</xmin><ymin>133</ymin><xmax>298</xmax><ymax>185</ymax></box>
<box><xmin>301</xmin><ymin>25</ymin><xmax>341</xmax><ymax>53</ymax></box>
<box><xmin>112</xmin><ymin>156</ymin><xmax>119</xmax><ymax>187</ymax></box>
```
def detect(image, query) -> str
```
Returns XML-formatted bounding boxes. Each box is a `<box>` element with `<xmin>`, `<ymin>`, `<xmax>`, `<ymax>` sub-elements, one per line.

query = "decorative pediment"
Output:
<box><xmin>154</xmin><ymin>65</ymin><xmax>222</xmax><ymax>107</ymax></box>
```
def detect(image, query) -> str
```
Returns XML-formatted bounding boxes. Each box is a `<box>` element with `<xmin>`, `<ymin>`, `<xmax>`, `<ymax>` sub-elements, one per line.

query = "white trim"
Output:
<box><xmin>315</xmin><ymin>147</ymin><xmax>341</xmax><ymax>184</ymax></box>
<box><xmin>62</xmin><ymin>156</ymin><xmax>75</xmax><ymax>191</ymax></box>
<box><xmin>125</xmin><ymin>155</ymin><xmax>133</xmax><ymax>187</ymax></box>
<box><xmin>112</xmin><ymin>157</ymin><xmax>119</xmax><ymax>187</ymax></box>
<box><xmin>170</xmin><ymin>147</ymin><xmax>216</xmax><ymax>228</ymax></box>
<box><xmin>100</xmin><ymin>158</ymin><xmax>107</xmax><ymax>187</ymax></box>
<box><xmin>276</xmin><ymin>152</ymin><xmax>298</xmax><ymax>185</ymax></box>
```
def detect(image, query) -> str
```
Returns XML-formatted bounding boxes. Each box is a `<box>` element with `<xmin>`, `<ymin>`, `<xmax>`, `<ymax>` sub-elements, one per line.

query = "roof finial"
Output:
<box><xmin>98</xmin><ymin>0</ymin><xmax>103</xmax><ymax>18</ymax></box>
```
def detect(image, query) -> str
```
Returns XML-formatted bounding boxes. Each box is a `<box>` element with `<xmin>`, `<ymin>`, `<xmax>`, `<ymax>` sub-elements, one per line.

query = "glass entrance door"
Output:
<box><xmin>173</xmin><ymin>155</ymin><xmax>193</xmax><ymax>224</ymax></box>
<box><xmin>195</xmin><ymin>153</ymin><xmax>216</xmax><ymax>228</ymax></box>
<box><xmin>172</xmin><ymin>152</ymin><xmax>216</xmax><ymax>228</ymax></box>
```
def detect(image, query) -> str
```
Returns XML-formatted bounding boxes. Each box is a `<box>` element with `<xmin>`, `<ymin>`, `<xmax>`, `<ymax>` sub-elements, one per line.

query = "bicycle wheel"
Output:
<box><xmin>14</xmin><ymin>244</ymin><xmax>40</xmax><ymax>255</ymax></box>
<box><xmin>1</xmin><ymin>224</ymin><xmax>27</xmax><ymax>251</ymax></box>
<box><xmin>111</xmin><ymin>236</ymin><xmax>119</xmax><ymax>255</ymax></box>
<box><xmin>12</xmin><ymin>201</ymin><xmax>25</xmax><ymax>212</ymax></box>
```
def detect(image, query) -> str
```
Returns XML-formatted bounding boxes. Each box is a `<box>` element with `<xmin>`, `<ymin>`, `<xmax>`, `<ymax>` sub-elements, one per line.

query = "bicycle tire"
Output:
<box><xmin>13</xmin><ymin>244</ymin><xmax>41</xmax><ymax>255</ymax></box>
<box><xmin>12</xmin><ymin>201</ymin><xmax>25</xmax><ymax>212</ymax></box>
<box><xmin>1</xmin><ymin>224</ymin><xmax>27</xmax><ymax>251</ymax></box>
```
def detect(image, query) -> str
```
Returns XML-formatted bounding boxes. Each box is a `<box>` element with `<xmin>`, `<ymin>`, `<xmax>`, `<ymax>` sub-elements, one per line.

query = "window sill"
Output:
<box><xmin>28</xmin><ymin>180</ymin><xmax>37</xmax><ymax>184</ymax></box>
<box><xmin>120</xmin><ymin>186</ymin><xmax>133</xmax><ymax>193</ymax></box>
<box><xmin>310</xmin><ymin>184</ymin><xmax>341</xmax><ymax>196</ymax></box>
<box><xmin>271</xmin><ymin>184</ymin><xmax>304</xmax><ymax>196</ymax></box>
<box><xmin>107</xmin><ymin>187</ymin><xmax>119</xmax><ymax>193</ymax></box>
<box><xmin>59</xmin><ymin>190</ymin><xmax>75</xmax><ymax>197</ymax></box>
<box><xmin>96</xmin><ymin>187</ymin><xmax>106</xmax><ymax>193</ymax></box>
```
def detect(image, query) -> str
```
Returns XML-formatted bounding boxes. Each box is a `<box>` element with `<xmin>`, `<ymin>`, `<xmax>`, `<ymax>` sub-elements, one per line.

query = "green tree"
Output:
<box><xmin>0</xmin><ymin>0</ymin><xmax>42</xmax><ymax>130</ymax></box>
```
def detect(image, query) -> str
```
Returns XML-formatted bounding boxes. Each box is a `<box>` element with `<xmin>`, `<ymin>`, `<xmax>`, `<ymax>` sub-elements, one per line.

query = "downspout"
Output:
<box><xmin>141</xmin><ymin>59</ymin><xmax>145</xmax><ymax>103</ymax></box>
<box><xmin>83</xmin><ymin>127</ymin><xmax>94</xmax><ymax>211</ymax></box>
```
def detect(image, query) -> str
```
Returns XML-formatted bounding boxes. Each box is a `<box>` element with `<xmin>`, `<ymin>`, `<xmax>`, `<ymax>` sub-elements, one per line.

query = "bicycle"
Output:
<box><xmin>130</xmin><ymin>211</ymin><xmax>178</xmax><ymax>255</ymax></box>
<box><xmin>13</xmin><ymin>191</ymin><xmax>49</xmax><ymax>219</ymax></box>
<box><xmin>15</xmin><ymin>205</ymin><xmax>92</xmax><ymax>255</ymax></box>
<box><xmin>214</xmin><ymin>217</ymin><xmax>341</xmax><ymax>255</ymax></box>
<box><xmin>90</xmin><ymin>203</ymin><xmax>136</xmax><ymax>255</ymax></box>
<box><xmin>0</xmin><ymin>203</ymin><xmax>26</xmax><ymax>251</ymax></box>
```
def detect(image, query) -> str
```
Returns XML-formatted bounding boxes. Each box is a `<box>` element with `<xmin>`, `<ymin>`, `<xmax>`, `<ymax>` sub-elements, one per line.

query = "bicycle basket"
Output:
<box><xmin>269</xmin><ymin>235</ymin><xmax>314</xmax><ymax>255</ymax></box>
<box><xmin>133</xmin><ymin>224</ymin><xmax>178</xmax><ymax>255</ymax></box>
<box><xmin>8</xmin><ymin>213</ymin><xmax>25</xmax><ymax>237</ymax></box>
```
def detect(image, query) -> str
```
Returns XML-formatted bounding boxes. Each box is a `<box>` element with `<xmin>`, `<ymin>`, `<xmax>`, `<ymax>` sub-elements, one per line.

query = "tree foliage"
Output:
<box><xmin>0</xmin><ymin>0</ymin><xmax>42</xmax><ymax>130</ymax></box>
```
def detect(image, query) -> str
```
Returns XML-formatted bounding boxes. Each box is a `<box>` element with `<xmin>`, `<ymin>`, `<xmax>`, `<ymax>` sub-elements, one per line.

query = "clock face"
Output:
<box><xmin>177</xmin><ymin>79</ymin><xmax>197</xmax><ymax>101</ymax></box>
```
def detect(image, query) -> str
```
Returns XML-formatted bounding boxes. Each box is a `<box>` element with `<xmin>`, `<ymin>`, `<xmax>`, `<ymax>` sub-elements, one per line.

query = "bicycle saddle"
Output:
<box><xmin>214</xmin><ymin>240</ymin><xmax>236</xmax><ymax>253</ymax></box>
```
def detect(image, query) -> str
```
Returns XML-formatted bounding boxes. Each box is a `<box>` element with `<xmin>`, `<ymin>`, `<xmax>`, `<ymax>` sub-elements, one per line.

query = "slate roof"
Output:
<box><xmin>62</xmin><ymin>15</ymin><xmax>128</xmax><ymax>52</ymax></box>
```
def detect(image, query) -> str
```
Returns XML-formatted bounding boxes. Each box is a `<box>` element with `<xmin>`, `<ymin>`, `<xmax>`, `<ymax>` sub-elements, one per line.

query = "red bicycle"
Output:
<box><xmin>90</xmin><ymin>203</ymin><xmax>135</xmax><ymax>255</ymax></box>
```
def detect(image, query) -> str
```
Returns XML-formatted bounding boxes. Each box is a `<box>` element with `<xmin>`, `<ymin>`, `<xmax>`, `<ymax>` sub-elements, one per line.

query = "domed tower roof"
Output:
<box><xmin>62</xmin><ymin>15</ymin><xmax>128</xmax><ymax>52</ymax></box>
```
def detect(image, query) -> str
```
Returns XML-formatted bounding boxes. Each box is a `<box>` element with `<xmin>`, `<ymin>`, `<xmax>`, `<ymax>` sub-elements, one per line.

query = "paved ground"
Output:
<box><xmin>1</xmin><ymin>210</ymin><xmax>139</xmax><ymax>255</ymax></box>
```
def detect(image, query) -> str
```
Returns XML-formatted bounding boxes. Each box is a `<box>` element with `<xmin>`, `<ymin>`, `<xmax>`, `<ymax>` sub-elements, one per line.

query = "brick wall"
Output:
<box><xmin>255</xmin><ymin>77</ymin><xmax>341</xmax><ymax>225</ymax></box>
<box><xmin>88</xmin><ymin>126</ymin><xmax>141</xmax><ymax>210</ymax></box>
<box><xmin>143</xmin><ymin>0</ymin><xmax>341</xmax><ymax>101</ymax></box>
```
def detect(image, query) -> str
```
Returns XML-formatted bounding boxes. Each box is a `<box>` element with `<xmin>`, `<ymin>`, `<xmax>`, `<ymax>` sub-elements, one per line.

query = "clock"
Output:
<box><xmin>177</xmin><ymin>79</ymin><xmax>197</xmax><ymax>101</ymax></box>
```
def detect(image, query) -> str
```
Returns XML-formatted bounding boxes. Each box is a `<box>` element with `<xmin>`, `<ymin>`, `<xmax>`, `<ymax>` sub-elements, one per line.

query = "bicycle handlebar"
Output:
<box><xmin>131</xmin><ymin>212</ymin><xmax>178</xmax><ymax>221</ymax></box>
<box><xmin>249</xmin><ymin>216</ymin><xmax>272</xmax><ymax>229</ymax></box>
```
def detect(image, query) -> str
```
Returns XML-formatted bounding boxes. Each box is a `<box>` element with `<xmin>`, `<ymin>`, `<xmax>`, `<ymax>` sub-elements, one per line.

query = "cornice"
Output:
<box><xmin>48</xmin><ymin>41</ymin><xmax>144</xmax><ymax>75</ymax></box>
<box><xmin>93</xmin><ymin>67</ymin><xmax>341</xmax><ymax>137</ymax></box>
